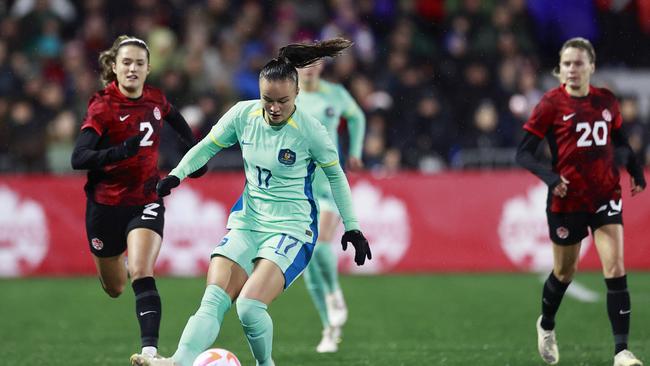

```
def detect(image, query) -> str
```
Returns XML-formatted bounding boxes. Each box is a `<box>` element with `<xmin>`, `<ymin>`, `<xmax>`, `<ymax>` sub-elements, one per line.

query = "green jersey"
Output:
<box><xmin>295</xmin><ymin>80</ymin><xmax>366</xmax><ymax>208</ymax></box>
<box><xmin>295</xmin><ymin>79</ymin><xmax>365</xmax><ymax>159</ymax></box>
<box><xmin>170</xmin><ymin>100</ymin><xmax>360</xmax><ymax>243</ymax></box>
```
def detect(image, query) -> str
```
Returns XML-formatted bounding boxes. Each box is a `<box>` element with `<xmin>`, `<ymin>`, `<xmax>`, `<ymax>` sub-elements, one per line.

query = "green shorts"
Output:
<box><xmin>212</xmin><ymin>229</ymin><xmax>315</xmax><ymax>289</ymax></box>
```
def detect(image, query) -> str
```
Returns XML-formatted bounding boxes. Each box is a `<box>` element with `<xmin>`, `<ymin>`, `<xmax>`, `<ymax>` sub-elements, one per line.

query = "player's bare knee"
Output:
<box><xmin>318</xmin><ymin>231</ymin><xmax>334</xmax><ymax>242</ymax></box>
<box><xmin>603</xmin><ymin>263</ymin><xmax>626</xmax><ymax>278</ymax></box>
<box><xmin>103</xmin><ymin>283</ymin><xmax>124</xmax><ymax>298</ymax></box>
<box><xmin>554</xmin><ymin>266</ymin><xmax>576</xmax><ymax>282</ymax></box>
<box><xmin>129</xmin><ymin>268</ymin><xmax>153</xmax><ymax>281</ymax></box>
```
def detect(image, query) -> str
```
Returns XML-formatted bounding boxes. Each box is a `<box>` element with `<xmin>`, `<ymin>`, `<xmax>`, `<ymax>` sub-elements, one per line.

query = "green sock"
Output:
<box><xmin>172</xmin><ymin>285</ymin><xmax>231</xmax><ymax>366</ymax></box>
<box><xmin>303</xmin><ymin>254</ymin><xmax>330</xmax><ymax>328</ymax></box>
<box><xmin>314</xmin><ymin>241</ymin><xmax>340</xmax><ymax>293</ymax></box>
<box><xmin>237</xmin><ymin>297</ymin><xmax>274</xmax><ymax>366</ymax></box>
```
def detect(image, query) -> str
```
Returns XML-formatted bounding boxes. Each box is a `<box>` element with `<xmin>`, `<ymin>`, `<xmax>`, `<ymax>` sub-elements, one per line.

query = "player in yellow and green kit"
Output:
<box><xmin>296</xmin><ymin>61</ymin><xmax>365</xmax><ymax>353</ymax></box>
<box><xmin>130</xmin><ymin>38</ymin><xmax>371</xmax><ymax>366</ymax></box>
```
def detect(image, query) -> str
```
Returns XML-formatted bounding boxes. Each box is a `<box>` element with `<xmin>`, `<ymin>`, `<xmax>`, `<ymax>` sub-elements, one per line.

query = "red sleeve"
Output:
<box><xmin>610</xmin><ymin>94</ymin><xmax>622</xmax><ymax>130</ymax></box>
<box><xmin>146</xmin><ymin>85</ymin><xmax>171</xmax><ymax>117</ymax></box>
<box><xmin>160</xmin><ymin>92</ymin><xmax>171</xmax><ymax>116</ymax></box>
<box><xmin>80</xmin><ymin>95</ymin><xmax>110</xmax><ymax>136</ymax></box>
<box><xmin>523</xmin><ymin>95</ymin><xmax>555</xmax><ymax>138</ymax></box>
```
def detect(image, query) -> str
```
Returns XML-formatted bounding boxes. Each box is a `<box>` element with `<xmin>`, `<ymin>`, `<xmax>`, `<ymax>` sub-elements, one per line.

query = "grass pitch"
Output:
<box><xmin>1</xmin><ymin>273</ymin><xmax>649</xmax><ymax>365</ymax></box>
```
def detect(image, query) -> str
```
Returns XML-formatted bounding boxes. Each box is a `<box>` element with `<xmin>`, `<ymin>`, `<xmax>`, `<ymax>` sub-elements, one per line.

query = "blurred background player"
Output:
<box><xmin>296</xmin><ymin>55</ymin><xmax>366</xmax><ymax>353</ymax></box>
<box><xmin>71</xmin><ymin>35</ymin><xmax>206</xmax><ymax>359</ymax></box>
<box><xmin>130</xmin><ymin>38</ymin><xmax>371</xmax><ymax>366</ymax></box>
<box><xmin>516</xmin><ymin>37</ymin><xmax>645</xmax><ymax>366</ymax></box>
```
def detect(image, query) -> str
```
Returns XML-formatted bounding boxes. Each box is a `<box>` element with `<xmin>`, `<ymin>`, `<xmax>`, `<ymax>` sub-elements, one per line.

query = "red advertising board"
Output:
<box><xmin>1</xmin><ymin>171</ymin><xmax>648</xmax><ymax>277</ymax></box>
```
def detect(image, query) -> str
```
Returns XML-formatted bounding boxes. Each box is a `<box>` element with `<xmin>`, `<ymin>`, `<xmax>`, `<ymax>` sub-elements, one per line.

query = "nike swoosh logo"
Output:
<box><xmin>141</xmin><ymin>216</ymin><xmax>156</xmax><ymax>220</ymax></box>
<box><xmin>607</xmin><ymin>210</ymin><xmax>620</xmax><ymax>216</ymax></box>
<box><xmin>241</xmin><ymin>141</ymin><xmax>253</xmax><ymax>145</ymax></box>
<box><xmin>562</xmin><ymin>113</ymin><xmax>576</xmax><ymax>121</ymax></box>
<box><xmin>619</xmin><ymin>309</ymin><xmax>631</xmax><ymax>315</ymax></box>
<box><xmin>139</xmin><ymin>311</ymin><xmax>157</xmax><ymax>316</ymax></box>
<box><xmin>119</xmin><ymin>114</ymin><xmax>130</xmax><ymax>121</ymax></box>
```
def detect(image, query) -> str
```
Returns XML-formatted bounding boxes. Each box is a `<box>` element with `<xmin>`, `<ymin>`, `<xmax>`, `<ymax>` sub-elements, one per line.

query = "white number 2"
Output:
<box><xmin>142</xmin><ymin>202</ymin><xmax>160</xmax><ymax>217</ymax></box>
<box><xmin>139</xmin><ymin>121</ymin><xmax>154</xmax><ymax>146</ymax></box>
<box><xmin>576</xmin><ymin>121</ymin><xmax>607</xmax><ymax>147</ymax></box>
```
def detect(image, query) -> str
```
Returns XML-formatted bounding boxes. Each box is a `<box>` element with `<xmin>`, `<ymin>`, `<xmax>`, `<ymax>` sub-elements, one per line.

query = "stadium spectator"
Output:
<box><xmin>7</xmin><ymin>98</ymin><xmax>47</xmax><ymax>171</ymax></box>
<box><xmin>363</xmin><ymin>110</ymin><xmax>388</xmax><ymax>170</ymax></box>
<box><xmin>46</xmin><ymin>109</ymin><xmax>76</xmax><ymax>173</ymax></box>
<box><xmin>70</xmin><ymin>35</ymin><xmax>206</xmax><ymax>360</ymax></box>
<box><xmin>616</xmin><ymin>95</ymin><xmax>647</xmax><ymax>167</ymax></box>
<box><xmin>0</xmin><ymin>1</ymin><xmax>649</xmax><ymax>172</ymax></box>
<box><xmin>515</xmin><ymin>37</ymin><xmax>645</xmax><ymax>366</ymax></box>
<box><xmin>131</xmin><ymin>38</ymin><xmax>371</xmax><ymax>366</ymax></box>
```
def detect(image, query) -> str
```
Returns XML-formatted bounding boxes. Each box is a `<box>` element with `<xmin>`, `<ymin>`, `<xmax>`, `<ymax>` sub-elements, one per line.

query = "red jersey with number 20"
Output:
<box><xmin>523</xmin><ymin>85</ymin><xmax>622</xmax><ymax>213</ymax></box>
<box><xmin>80</xmin><ymin>81</ymin><xmax>171</xmax><ymax>206</ymax></box>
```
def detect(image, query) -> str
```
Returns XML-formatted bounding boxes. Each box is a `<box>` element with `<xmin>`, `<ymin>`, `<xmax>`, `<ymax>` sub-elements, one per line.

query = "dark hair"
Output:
<box><xmin>552</xmin><ymin>37</ymin><xmax>595</xmax><ymax>79</ymax></box>
<box><xmin>259</xmin><ymin>38</ymin><xmax>353</xmax><ymax>85</ymax></box>
<box><xmin>98</xmin><ymin>35</ymin><xmax>151</xmax><ymax>86</ymax></box>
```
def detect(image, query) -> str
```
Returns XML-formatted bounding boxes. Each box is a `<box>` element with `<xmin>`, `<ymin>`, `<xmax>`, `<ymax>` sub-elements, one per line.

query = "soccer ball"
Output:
<box><xmin>193</xmin><ymin>348</ymin><xmax>241</xmax><ymax>366</ymax></box>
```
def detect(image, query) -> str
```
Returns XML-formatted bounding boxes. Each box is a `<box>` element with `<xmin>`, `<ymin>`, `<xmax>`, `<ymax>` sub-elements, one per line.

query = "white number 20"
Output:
<box><xmin>576</xmin><ymin>121</ymin><xmax>607</xmax><ymax>147</ymax></box>
<box><xmin>139</xmin><ymin>121</ymin><xmax>154</xmax><ymax>146</ymax></box>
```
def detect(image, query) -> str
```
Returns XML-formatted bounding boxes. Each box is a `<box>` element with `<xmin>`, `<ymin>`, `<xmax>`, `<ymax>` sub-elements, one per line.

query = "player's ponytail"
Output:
<box><xmin>98</xmin><ymin>35</ymin><xmax>151</xmax><ymax>86</ymax></box>
<box><xmin>259</xmin><ymin>38</ymin><xmax>352</xmax><ymax>84</ymax></box>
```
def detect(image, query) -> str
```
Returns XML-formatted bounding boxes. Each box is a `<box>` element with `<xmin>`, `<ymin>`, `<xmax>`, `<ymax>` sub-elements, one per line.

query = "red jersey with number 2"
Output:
<box><xmin>80</xmin><ymin>81</ymin><xmax>171</xmax><ymax>206</ymax></box>
<box><xmin>523</xmin><ymin>85</ymin><xmax>622</xmax><ymax>213</ymax></box>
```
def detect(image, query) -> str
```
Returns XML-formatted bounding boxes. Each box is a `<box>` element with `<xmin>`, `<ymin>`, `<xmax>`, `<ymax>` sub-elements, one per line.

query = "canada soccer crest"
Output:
<box><xmin>556</xmin><ymin>226</ymin><xmax>569</xmax><ymax>239</ymax></box>
<box><xmin>91</xmin><ymin>237</ymin><xmax>104</xmax><ymax>250</ymax></box>
<box><xmin>602</xmin><ymin>109</ymin><xmax>611</xmax><ymax>122</ymax></box>
<box><xmin>154</xmin><ymin>106</ymin><xmax>161</xmax><ymax>120</ymax></box>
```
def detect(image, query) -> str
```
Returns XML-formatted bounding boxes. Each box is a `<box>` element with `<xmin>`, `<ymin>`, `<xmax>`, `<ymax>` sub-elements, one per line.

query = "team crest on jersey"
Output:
<box><xmin>278</xmin><ymin>149</ymin><xmax>296</xmax><ymax>165</ymax></box>
<box><xmin>325</xmin><ymin>106</ymin><xmax>335</xmax><ymax>117</ymax></box>
<box><xmin>91</xmin><ymin>238</ymin><xmax>104</xmax><ymax>250</ymax></box>
<box><xmin>556</xmin><ymin>227</ymin><xmax>569</xmax><ymax>239</ymax></box>
<box><xmin>602</xmin><ymin>109</ymin><xmax>612</xmax><ymax>122</ymax></box>
<box><xmin>154</xmin><ymin>106</ymin><xmax>162</xmax><ymax>120</ymax></box>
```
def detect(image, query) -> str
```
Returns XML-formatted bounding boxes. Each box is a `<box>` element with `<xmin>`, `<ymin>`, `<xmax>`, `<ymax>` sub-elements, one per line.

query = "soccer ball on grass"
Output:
<box><xmin>193</xmin><ymin>348</ymin><xmax>241</xmax><ymax>366</ymax></box>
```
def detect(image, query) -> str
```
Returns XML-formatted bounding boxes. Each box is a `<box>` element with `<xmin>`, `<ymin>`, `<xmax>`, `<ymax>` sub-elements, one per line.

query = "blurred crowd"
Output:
<box><xmin>1</xmin><ymin>0</ymin><xmax>650</xmax><ymax>174</ymax></box>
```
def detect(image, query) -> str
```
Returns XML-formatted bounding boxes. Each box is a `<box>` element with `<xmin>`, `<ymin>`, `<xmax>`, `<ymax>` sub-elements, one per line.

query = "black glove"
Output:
<box><xmin>633</xmin><ymin>172</ymin><xmax>647</xmax><ymax>189</ymax></box>
<box><xmin>118</xmin><ymin>134</ymin><xmax>142</xmax><ymax>159</ymax></box>
<box><xmin>188</xmin><ymin>164</ymin><xmax>208</xmax><ymax>179</ymax></box>
<box><xmin>341</xmin><ymin>230</ymin><xmax>372</xmax><ymax>266</ymax></box>
<box><xmin>156</xmin><ymin>175</ymin><xmax>180</xmax><ymax>197</ymax></box>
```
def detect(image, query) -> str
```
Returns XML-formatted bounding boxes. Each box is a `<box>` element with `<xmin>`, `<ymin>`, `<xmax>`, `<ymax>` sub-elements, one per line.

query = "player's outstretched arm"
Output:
<box><xmin>168</xmin><ymin>134</ymin><xmax>222</xmax><ymax>182</ymax></box>
<box><xmin>71</xmin><ymin>129</ymin><xmax>141</xmax><ymax>170</ymax></box>
<box><xmin>341</xmin><ymin>89</ymin><xmax>366</xmax><ymax>171</ymax></box>
<box><xmin>322</xmin><ymin>163</ymin><xmax>371</xmax><ymax>265</ymax></box>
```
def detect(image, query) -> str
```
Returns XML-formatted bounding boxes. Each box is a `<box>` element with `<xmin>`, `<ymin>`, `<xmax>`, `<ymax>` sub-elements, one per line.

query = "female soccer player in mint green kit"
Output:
<box><xmin>130</xmin><ymin>38</ymin><xmax>371</xmax><ymax>366</ymax></box>
<box><xmin>296</xmin><ymin>61</ymin><xmax>365</xmax><ymax>353</ymax></box>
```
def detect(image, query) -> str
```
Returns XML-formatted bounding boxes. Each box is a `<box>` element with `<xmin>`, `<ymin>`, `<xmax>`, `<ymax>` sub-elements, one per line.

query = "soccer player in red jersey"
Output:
<box><xmin>71</xmin><ymin>35</ymin><xmax>206</xmax><ymax>359</ymax></box>
<box><xmin>516</xmin><ymin>37</ymin><xmax>645</xmax><ymax>366</ymax></box>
